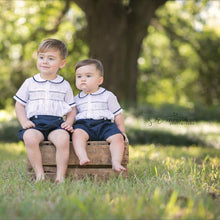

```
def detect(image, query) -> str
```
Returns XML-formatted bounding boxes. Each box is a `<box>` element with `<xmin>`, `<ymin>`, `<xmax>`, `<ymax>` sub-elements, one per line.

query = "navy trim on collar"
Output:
<box><xmin>78</xmin><ymin>87</ymin><xmax>106</xmax><ymax>98</ymax></box>
<box><xmin>33</xmin><ymin>74</ymin><xmax>64</xmax><ymax>84</ymax></box>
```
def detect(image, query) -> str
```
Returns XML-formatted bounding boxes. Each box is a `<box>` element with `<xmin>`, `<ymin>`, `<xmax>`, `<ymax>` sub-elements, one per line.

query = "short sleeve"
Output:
<box><xmin>64</xmin><ymin>81</ymin><xmax>76</xmax><ymax>107</ymax></box>
<box><xmin>13</xmin><ymin>79</ymin><xmax>30</xmax><ymax>106</ymax></box>
<box><xmin>107</xmin><ymin>92</ymin><xmax>122</xmax><ymax>116</ymax></box>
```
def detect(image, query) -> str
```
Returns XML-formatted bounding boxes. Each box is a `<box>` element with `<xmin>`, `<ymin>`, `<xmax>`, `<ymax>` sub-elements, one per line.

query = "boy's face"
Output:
<box><xmin>37</xmin><ymin>49</ymin><xmax>66</xmax><ymax>79</ymax></box>
<box><xmin>75</xmin><ymin>64</ymin><xmax>103</xmax><ymax>94</ymax></box>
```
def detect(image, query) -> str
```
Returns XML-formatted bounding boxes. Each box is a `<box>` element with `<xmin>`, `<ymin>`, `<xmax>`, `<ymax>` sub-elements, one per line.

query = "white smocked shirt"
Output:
<box><xmin>75</xmin><ymin>87</ymin><xmax>122</xmax><ymax>121</ymax></box>
<box><xmin>13</xmin><ymin>73</ymin><xmax>75</xmax><ymax>119</ymax></box>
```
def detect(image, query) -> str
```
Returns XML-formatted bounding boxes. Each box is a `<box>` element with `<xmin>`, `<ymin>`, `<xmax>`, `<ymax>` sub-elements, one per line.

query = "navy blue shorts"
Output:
<box><xmin>18</xmin><ymin>115</ymin><xmax>66</xmax><ymax>141</ymax></box>
<box><xmin>73</xmin><ymin>119</ymin><xmax>123</xmax><ymax>141</ymax></box>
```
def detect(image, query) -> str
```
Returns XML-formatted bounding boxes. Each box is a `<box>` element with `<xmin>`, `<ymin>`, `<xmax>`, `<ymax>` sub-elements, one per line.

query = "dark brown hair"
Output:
<box><xmin>75</xmin><ymin>59</ymin><xmax>104</xmax><ymax>76</ymax></box>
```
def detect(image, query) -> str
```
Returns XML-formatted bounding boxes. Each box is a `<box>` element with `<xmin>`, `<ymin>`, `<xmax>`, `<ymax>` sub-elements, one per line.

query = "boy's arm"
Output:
<box><xmin>15</xmin><ymin>101</ymin><xmax>35</xmax><ymax>129</ymax></box>
<box><xmin>61</xmin><ymin>106</ymin><xmax>76</xmax><ymax>133</ymax></box>
<box><xmin>114</xmin><ymin>113</ymin><xmax>128</xmax><ymax>142</ymax></box>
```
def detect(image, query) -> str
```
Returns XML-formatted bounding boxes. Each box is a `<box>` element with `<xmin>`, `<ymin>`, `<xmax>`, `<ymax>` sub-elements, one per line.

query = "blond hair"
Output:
<box><xmin>37</xmin><ymin>38</ymin><xmax>68</xmax><ymax>59</ymax></box>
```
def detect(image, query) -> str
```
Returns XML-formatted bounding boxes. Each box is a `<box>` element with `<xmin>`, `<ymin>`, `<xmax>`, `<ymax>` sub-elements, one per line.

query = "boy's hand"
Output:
<box><xmin>123</xmin><ymin>133</ymin><xmax>129</xmax><ymax>143</ymax></box>
<box><xmin>22</xmin><ymin>120</ymin><xmax>35</xmax><ymax>129</ymax></box>
<box><xmin>61</xmin><ymin>122</ymin><xmax>74</xmax><ymax>133</ymax></box>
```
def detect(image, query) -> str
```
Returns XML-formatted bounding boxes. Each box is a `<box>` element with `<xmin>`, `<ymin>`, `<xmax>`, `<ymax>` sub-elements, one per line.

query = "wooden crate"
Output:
<box><xmin>27</xmin><ymin>141</ymin><xmax>129</xmax><ymax>180</ymax></box>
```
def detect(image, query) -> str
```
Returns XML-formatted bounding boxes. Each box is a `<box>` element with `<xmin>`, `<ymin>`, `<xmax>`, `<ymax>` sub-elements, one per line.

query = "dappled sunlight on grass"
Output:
<box><xmin>0</xmin><ymin>108</ymin><xmax>219</xmax><ymax>219</ymax></box>
<box><xmin>0</xmin><ymin>142</ymin><xmax>219</xmax><ymax>219</ymax></box>
<box><xmin>125</xmin><ymin>111</ymin><xmax>220</xmax><ymax>135</ymax></box>
<box><xmin>125</xmin><ymin>111</ymin><xmax>220</xmax><ymax>148</ymax></box>
<box><xmin>0</xmin><ymin>141</ymin><xmax>26</xmax><ymax>160</ymax></box>
<box><xmin>129</xmin><ymin>144</ymin><xmax>220</xmax><ymax>201</ymax></box>
<box><xmin>129</xmin><ymin>145</ymin><xmax>148</xmax><ymax>160</ymax></box>
<box><xmin>129</xmin><ymin>144</ymin><xmax>220</xmax><ymax>171</ymax></box>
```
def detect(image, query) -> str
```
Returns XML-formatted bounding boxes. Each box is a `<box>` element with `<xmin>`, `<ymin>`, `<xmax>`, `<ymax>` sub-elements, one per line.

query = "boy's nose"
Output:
<box><xmin>43</xmin><ymin>58</ymin><xmax>48</xmax><ymax>64</ymax></box>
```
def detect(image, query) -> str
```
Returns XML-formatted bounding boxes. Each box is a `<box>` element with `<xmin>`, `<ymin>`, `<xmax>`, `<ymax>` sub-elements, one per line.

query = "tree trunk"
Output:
<box><xmin>73</xmin><ymin>0</ymin><xmax>167</xmax><ymax>103</ymax></box>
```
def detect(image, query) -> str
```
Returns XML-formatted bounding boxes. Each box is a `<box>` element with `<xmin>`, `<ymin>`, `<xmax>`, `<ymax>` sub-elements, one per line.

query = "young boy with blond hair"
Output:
<box><xmin>14</xmin><ymin>39</ymin><xmax>76</xmax><ymax>183</ymax></box>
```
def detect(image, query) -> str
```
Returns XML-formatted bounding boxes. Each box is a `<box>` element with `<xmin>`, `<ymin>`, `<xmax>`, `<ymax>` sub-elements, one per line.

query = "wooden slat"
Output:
<box><xmin>43</xmin><ymin>164</ymin><xmax>127</xmax><ymax>172</ymax></box>
<box><xmin>27</xmin><ymin>141</ymin><xmax>129</xmax><ymax>180</ymax></box>
<box><xmin>27</xmin><ymin>141</ymin><xmax>129</xmax><ymax>167</ymax></box>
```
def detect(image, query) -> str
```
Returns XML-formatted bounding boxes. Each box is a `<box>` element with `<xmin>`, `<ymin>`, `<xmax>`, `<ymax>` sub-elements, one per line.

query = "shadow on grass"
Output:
<box><xmin>125</xmin><ymin>104</ymin><xmax>220</xmax><ymax>147</ymax></box>
<box><xmin>128</xmin><ymin>103</ymin><xmax>220</xmax><ymax>122</ymax></box>
<box><xmin>127</xmin><ymin>127</ymin><xmax>205</xmax><ymax>147</ymax></box>
<box><xmin>0</xmin><ymin>119</ymin><xmax>20</xmax><ymax>142</ymax></box>
<box><xmin>0</xmin><ymin>120</ymin><xmax>212</xmax><ymax>147</ymax></box>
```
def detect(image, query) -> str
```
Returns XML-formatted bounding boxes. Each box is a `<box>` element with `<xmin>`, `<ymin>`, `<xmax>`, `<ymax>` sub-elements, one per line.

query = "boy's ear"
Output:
<box><xmin>60</xmin><ymin>59</ymin><xmax>66</xmax><ymax>69</ymax></box>
<box><xmin>98</xmin><ymin>76</ymin><xmax>104</xmax><ymax>85</ymax></box>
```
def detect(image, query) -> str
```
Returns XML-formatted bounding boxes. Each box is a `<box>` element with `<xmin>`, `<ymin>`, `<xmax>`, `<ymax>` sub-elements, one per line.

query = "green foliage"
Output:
<box><xmin>0</xmin><ymin>1</ymin><xmax>220</xmax><ymax>108</ymax></box>
<box><xmin>138</xmin><ymin>1</ymin><xmax>220</xmax><ymax>106</ymax></box>
<box><xmin>0</xmin><ymin>142</ymin><xmax>219</xmax><ymax>219</ymax></box>
<box><xmin>0</xmin><ymin>0</ymin><xmax>87</xmax><ymax>108</ymax></box>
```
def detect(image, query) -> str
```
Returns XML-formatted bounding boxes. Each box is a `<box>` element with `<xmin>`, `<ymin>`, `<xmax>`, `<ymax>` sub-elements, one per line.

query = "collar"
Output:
<box><xmin>33</xmin><ymin>73</ymin><xmax>64</xmax><ymax>84</ymax></box>
<box><xmin>78</xmin><ymin>87</ymin><xmax>106</xmax><ymax>98</ymax></box>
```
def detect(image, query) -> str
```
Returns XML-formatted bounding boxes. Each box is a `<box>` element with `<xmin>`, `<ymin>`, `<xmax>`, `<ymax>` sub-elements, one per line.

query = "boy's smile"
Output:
<box><xmin>37</xmin><ymin>50</ymin><xmax>66</xmax><ymax>80</ymax></box>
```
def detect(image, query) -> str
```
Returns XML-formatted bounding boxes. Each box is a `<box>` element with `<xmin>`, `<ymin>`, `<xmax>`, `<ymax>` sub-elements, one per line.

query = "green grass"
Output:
<box><xmin>0</xmin><ymin>107</ymin><xmax>219</xmax><ymax>219</ymax></box>
<box><xmin>0</xmin><ymin>142</ymin><xmax>219</xmax><ymax>220</ymax></box>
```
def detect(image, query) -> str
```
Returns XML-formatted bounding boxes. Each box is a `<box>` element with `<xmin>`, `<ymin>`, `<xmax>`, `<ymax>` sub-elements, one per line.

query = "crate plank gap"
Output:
<box><xmin>27</xmin><ymin>141</ymin><xmax>129</xmax><ymax>181</ymax></box>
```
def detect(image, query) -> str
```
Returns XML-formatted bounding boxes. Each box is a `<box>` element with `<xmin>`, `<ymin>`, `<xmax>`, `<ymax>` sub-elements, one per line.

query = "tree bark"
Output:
<box><xmin>73</xmin><ymin>0</ymin><xmax>167</xmax><ymax>103</ymax></box>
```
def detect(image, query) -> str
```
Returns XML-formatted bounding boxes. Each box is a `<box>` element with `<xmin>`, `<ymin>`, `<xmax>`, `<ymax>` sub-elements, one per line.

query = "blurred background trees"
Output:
<box><xmin>0</xmin><ymin>0</ymin><xmax>220</xmax><ymax>109</ymax></box>
<box><xmin>138</xmin><ymin>1</ymin><xmax>220</xmax><ymax>107</ymax></box>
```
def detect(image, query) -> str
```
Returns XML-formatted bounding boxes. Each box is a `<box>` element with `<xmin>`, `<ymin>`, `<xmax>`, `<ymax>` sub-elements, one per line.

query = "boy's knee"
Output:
<box><xmin>72</xmin><ymin>129</ymin><xmax>89</xmax><ymax>141</ymax></box>
<box><xmin>49</xmin><ymin>129</ymin><xmax>69</xmax><ymax>141</ymax></box>
<box><xmin>107</xmin><ymin>133</ymin><xmax>124</xmax><ymax>143</ymax></box>
<box><xmin>23</xmin><ymin>129</ymin><xmax>44</xmax><ymax>145</ymax></box>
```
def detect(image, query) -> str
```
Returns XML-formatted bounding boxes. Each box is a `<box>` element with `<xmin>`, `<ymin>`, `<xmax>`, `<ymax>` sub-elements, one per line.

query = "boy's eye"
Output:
<box><xmin>49</xmin><ymin>57</ymin><xmax>54</xmax><ymax>61</ymax></box>
<box><xmin>77</xmin><ymin>75</ymin><xmax>81</xmax><ymax>78</ymax></box>
<box><xmin>86</xmin><ymin>74</ymin><xmax>91</xmax><ymax>78</ymax></box>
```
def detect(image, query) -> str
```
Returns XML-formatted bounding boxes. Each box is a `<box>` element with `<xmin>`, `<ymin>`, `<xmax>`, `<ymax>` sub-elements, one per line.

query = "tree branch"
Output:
<box><xmin>29</xmin><ymin>0</ymin><xmax>71</xmax><ymax>41</ymax></box>
<box><xmin>128</xmin><ymin>0</ymin><xmax>167</xmax><ymax>25</ymax></box>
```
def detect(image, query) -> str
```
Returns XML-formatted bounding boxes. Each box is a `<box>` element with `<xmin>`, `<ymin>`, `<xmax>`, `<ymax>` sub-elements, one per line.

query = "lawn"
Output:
<box><xmin>0</xmin><ymin>107</ymin><xmax>219</xmax><ymax>219</ymax></box>
<box><xmin>0</xmin><ymin>141</ymin><xmax>219</xmax><ymax>220</ymax></box>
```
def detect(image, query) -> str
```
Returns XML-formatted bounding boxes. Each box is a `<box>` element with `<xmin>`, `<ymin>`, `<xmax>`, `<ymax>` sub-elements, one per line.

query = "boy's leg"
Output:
<box><xmin>23</xmin><ymin>129</ymin><xmax>45</xmax><ymax>181</ymax></box>
<box><xmin>72</xmin><ymin>129</ymin><xmax>90</xmax><ymax>165</ymax></box>
<box><xmin>48</xmin><ymin>129</ymin><xmax>70</xmax><ymax>183</ymax></box>
<box><xmin>106</xmin><ymin>134</ymin><xmax>126</xmax><ymax>172</ymax></box>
